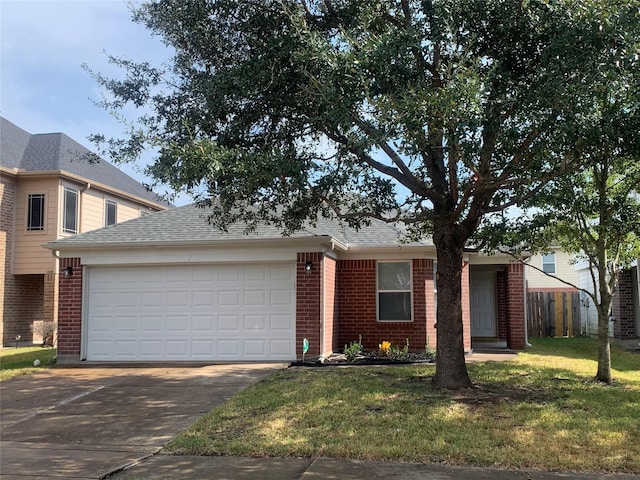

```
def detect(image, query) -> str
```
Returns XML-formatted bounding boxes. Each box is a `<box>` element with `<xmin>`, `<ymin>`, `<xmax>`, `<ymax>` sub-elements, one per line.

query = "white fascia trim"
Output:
<box><xmin>45</xmin><ymin>235</ymin><xmax>335</xmax><ymax>253</ymax></box>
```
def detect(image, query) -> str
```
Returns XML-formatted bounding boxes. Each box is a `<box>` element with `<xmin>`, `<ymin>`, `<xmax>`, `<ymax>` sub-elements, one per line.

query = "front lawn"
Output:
<box><xmin>0</xmin><ymin>346</ymin><xmax>57</xmax><ymax>381</ymax></box>
<box><xmin>167</xmin><ymin>338</ymin><xmax>640</xmax><ymax>473</ymax></box>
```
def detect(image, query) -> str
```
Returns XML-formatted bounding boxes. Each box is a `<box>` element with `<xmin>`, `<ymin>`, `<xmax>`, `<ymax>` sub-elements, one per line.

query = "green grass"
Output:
<box><xmin>167</xmin><ymin>338</ymin><xmax>640</xmax><ymax>473</ymax></box>
<box><xmin>0</xmin><ymin>346</ymin><xmax>57</xmax><ymax>381</ymax></box>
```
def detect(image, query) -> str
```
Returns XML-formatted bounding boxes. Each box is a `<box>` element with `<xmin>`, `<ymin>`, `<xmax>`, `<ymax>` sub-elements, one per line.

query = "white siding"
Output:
<box><xmin>526</xmin><ymin>249</ymin><xmax>579</xmax><ymax>290</ymax></box>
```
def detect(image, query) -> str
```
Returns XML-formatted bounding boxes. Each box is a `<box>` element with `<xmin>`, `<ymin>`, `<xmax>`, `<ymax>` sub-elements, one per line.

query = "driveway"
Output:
<box><xmin>0</xmin><ymin>363</ymin><xmax>285</xmax><ymax>479</ymax></box>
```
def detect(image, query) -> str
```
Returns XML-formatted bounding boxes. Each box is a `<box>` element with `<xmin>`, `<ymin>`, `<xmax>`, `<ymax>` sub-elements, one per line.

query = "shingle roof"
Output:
<box><xmin>0</xmin><ymin>117</ymin><xmax>169</xmax><ymax>207</ymax></box>
<box><xmin>45</xmin><ymin>203</ymin><xmax>433</xmax><ymax>250</ymax></box>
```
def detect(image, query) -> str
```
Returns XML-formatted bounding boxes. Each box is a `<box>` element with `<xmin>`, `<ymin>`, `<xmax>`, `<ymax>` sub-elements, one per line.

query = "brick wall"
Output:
<box><xmin>296</xmin><ymin>252</ymin><xmax>323</xmax><ymax>357</ymax></box>
<box><xmin>612</xmin><ymin>268</ymin><xmax>636</xmax><ymax>339</ymax></box>
<box><xmin>505</xmin><ymin>263</ymin><xmax>526</xmax><ymax>350</ymax></box>
<box><xmin>337</xmin><ymin>259</ymin><xmax>433</xmax><ymax>352</ymax></box>
<box><xmin>57</xmin><ymin>258</ymin><xmax>83</xmax><ymax>362</ymax></box>
<box><xmin>496</xmin><ymin>271</ymin><xmax>507</xmax><ymax>340</ymax></box>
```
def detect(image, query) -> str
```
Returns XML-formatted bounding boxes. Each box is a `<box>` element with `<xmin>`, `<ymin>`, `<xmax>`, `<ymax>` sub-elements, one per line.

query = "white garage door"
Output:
<box><xmin>86</xmin><ymin>263</ymin><xmax>296</xmax><ymax>361</ymax></box>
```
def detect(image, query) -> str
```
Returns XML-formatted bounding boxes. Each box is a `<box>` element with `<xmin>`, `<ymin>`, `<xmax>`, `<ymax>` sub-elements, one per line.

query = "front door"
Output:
<box><xmin>470</xmin><ymin>271</ymin><xmax>497</xmax><ymax>337</ymax></box>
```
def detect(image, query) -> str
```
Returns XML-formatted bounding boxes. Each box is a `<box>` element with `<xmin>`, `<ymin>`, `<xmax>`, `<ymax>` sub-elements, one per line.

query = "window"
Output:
<box><xmin>377</xmin><ymin>261</ymin><xmax>412</xmax><ymax>321</ymax></box>
<box><xmin>105</xmin><ymin>200</ymin><xmax>117</xmax><ymax>226</ymax></box>
<box><xmin>542</xmin><ymin>252</ymin><xmax>556</xmax><ymax>274</ymax></box>
<box><xmin>62</xmin><ymin>187</ymin><xmax>79</xmax><ymax>234</ymax></box>
<box><xmin>27</xmin><ymin>194</ymin><xmax>45</xmax><ymax>231</ymax></box>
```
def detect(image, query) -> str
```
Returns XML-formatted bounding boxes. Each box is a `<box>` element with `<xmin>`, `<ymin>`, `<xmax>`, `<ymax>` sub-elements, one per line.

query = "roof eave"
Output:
<box><xmin>44</xmin><ymin>235</ymin><xmax>337</xmax><ymax>252</ymax></box>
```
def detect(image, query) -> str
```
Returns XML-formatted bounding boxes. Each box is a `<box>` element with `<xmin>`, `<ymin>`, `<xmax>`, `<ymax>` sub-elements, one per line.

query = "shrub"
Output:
<box><xmin>344</xmin><ymin>335</ymin><xmax>363</xmax><ymax>361</ymax></box>
<box><xmin>30</xmin><ymin>321</ymin><xmax>56</xmax><ymax>347</ymax></box>
<box><xmin>388</xmin><ymin>338</ymin><xmax>410</xmax><ymax>359</ymax></box>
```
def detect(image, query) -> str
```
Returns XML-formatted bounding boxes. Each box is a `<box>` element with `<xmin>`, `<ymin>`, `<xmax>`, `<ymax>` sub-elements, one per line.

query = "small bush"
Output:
<box><xmin>30</xmin><ymin>321</ymin><xmax>56</xmax><ymax>347</ymax></box>
<box><xmin>388</xmin><ymin>338</ymin><xmax>410</xmax><ymax>360</ymax></box>
<box><xmin>344</xmin><ymin>335</ymin><xmax>363</xmax><ymax>361</ymax></box>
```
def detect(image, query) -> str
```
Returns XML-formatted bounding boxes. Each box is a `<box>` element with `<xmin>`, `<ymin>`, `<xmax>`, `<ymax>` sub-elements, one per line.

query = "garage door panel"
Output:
<box><xmin>218</xmin><ymin>340</ymin><xmax>240</xmax><ymax>356</ymax></box>
<box><xmin>270</xmin><ymin>290</ymin><xmax>293</xmax><ymax>306</ymax></box>
<box><xmin>244</xmin><ymin>290</ymin><xmax>266</xmax><ymax>306</ymax></box>
<box><xmin>191</xmin><ymin>315</ymin><xmax>214</xmax><ymax>332</ymax></box>
<box><xmin>140</xmin><ymin>316</ymin><xmax>163</xmax><ymax>332</ymax></box>
<box><xmin>218</xmin><ymin>315</ymin><xmax>240</xmax><ymax>331</ymax></box>
<box><xmin>139</xmin><ymin>340</ymin><xmax>163</xmax><ymax>357</ymax></box>
<box><xmin>87</xmin><ymin>264</ymin><xmax>295</xmax><ymax>361</ymax></box>
<box><xmin>244</xmin><ymin>340</ymin><xmax>265</xmax><ymax>356</ymax></box>
<box><xmin>191</xmin><ymin>347</ymin><xmax>215</xmax><ymax>359</ymax></box>
<box><xmin>193</xmin><ymin>291</ymin><xmax>215</xmax><ymax>307</ymax></box>
<box><xmin>271</xmin><ymin>314</ymin><xmax>292</xmax><ymax>331</ymax></box>
<box><xmin>218</xmin><ymin>291</ymin><xmax>239</xmax><ymax>306</ymax></box>
<box><xmin>166</xmin><ymin>291</ymin><xmax>188</xmax><ymax>307</ymax></box>
<box><xmin>244</xmin><ymin>315</ymin><xmax>266</xmax><ymax>331</ymax></box>
<box><xmin>141</xmin><ymin>292</ymin><xmax>163</xmax><ymax>308</ymax></box>
<box><xmin>219</xmin><ymin>268</ymin><xmax>241</xmax><ymax>282</ymax></box>
<box><xmin>270</xmin><ymin>339</ymin><xmax>294</xmax><ymax>356</ymax></box>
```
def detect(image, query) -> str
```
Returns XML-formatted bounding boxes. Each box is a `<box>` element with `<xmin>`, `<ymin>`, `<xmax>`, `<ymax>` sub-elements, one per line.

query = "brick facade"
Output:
<box><xmin>612</xmin><ymin>268</ymin><xmax>636</xmax><ymax>339</ymax></box>
<box><xmin>55</xmin><ymin>252</ymin><xmax>526</xmax><ymax>361</ymax></box>
<box><xmin>496</xmin><ymin>271</ymin><xmax>507</xmax><ymax>341</ymax></box>
<box><xmin>57</xmin><ymin>258</ymin><xmax>83</xmax><ymax>361</ymax></box>
<box><xmin>505</xmin><ymin>263</ymin><xmax>526</xmax><ymax>350</ymax></box>
<box><xmin>337</xmin><ymin>258</ymin><xmax>436</xmax><ymax>352</ymax></box>
<box><xmin>295</xmin><ymin>252</ymin><xmax>323</xmax><ymax>357</ymax></box>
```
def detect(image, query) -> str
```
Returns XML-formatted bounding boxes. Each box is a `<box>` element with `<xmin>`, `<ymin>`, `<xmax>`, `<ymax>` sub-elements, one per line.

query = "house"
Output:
<box><xmin>524</xmin><ymin>248</ymin><xmax>582</xmax><ymax>338</ymax></box>
<box><xmin>0</xmin><ymin>117</ymin><xmax>169</xmax><ymax>346</ymax></box>
<box><xmin>610</xmin><ymin>261</ymin><xmax>639</xmax><ymax>340</ymax></box>
<box><xmin>574</xmin><ymin>259</ymin><xmax>640</xmax><ymax>341</ymax></box>
<box><xmin>45</xmin><ymin>204</ymin><xmax>526</xmax><ymax>363</ymax></box>
<box><xmin>524</xmin><ymin>248</ymin><xmax>579</xmax><ymax>293</ymax></box>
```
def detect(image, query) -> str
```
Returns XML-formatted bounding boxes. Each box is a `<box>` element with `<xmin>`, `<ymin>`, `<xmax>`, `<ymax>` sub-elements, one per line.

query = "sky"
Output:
<box><xmin>0</xmin><ymin>0</ymin><xmax>187</xmax><ymax>203</ymax></box>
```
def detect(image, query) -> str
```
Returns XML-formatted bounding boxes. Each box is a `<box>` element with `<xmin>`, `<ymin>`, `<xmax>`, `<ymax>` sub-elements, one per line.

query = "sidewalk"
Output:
<box><xmin>108</xmin><ymin>455</ymin><xmax>640</xmax><ymax>479</ymax></box>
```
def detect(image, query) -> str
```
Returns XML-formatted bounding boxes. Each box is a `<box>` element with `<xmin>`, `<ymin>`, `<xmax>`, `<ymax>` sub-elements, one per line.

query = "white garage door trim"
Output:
<box><xmin>84</xmin><ymin>263</ymin><xmax>296</xmax><ymax>361</ymax></box>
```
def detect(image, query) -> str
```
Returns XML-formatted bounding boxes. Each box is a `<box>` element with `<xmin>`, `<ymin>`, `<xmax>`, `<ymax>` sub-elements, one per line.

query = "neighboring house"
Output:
<box><xmin>45</xmin><ymin>204</ymin><xmax>527</xmax><ymax>363</ymax></box>
<box><xmin>0</xmin><ymin>117</ymin><xmax>169</xmax><ymax>346</ymax></box>
<box><xmin>525</xmin><ymin>248</ymin><xmax>580</xmax><ymax>293</ymax></box>
<box><xmin>575</xmin><ymin>259</ymin><xmax>639</xmax><ymax>340</ymax></box>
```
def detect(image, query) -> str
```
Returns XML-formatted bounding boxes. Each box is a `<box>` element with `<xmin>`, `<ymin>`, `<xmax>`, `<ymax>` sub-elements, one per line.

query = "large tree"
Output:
<box><xmin>481</xmin><ymin>3</ymin><xmax>640</xmax><ymax>383</ymax></box>
<box><xmin>89</xmin><ymin>0</ymin><xmax>639</xmax><ymax>389</ymax></box>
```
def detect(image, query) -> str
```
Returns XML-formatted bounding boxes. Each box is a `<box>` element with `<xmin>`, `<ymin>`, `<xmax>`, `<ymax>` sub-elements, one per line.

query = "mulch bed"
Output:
<box><xmin>290</xmin><ymin>351</ymin><xmax>436</xmax><ymax>367</ymax></box>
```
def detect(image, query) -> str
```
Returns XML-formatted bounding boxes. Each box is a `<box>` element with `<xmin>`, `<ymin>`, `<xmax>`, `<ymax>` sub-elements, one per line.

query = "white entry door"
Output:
<box><xmin>86</xmin><ymin>263</ymin><xmax>296</xmax><ymax>361</ymax></box>
<box><xmin>470</xmin><ymin>271</ymin><xmax>497</xmax><ymax>337</ymax></box>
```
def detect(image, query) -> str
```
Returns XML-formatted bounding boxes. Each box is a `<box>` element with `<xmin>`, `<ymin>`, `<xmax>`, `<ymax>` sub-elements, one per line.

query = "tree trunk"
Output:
<box><xmin>596</xmin><ymin>304</ymin><xmax>612</xmax><ymax>383</ymax></box>
<box><xmin>432</xmin><ymin>225</ymin><xmax>473</xmax><ymax>389</ymax></box>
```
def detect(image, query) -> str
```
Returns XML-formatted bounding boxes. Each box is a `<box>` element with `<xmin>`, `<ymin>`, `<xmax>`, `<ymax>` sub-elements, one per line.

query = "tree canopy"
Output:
<box><xmin>89</xmin><ymin>0</ymin><xmax>640</xmax><ymax>389</ymax></box>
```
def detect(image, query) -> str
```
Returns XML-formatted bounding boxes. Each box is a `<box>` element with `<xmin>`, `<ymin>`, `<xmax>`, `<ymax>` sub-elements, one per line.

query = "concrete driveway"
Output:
<box><xmin>0</xmin><ymin>363</ymin><xmax>285</xmax><ymax>479</ymax></box>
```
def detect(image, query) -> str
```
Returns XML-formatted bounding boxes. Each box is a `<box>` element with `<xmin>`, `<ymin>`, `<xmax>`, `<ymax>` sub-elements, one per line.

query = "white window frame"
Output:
<box><xmin>376</xmin><ymin>260</ymin><xmax>413</xmax><ymax>322</ymax></box>
<box><xmin>105</xmin><ymin>200</ymin><xmax>117</xmax><ymax>226</ymax></box>
<box><xmin>27</xmin><ymin>193</ymin><xmax>45</xmax><ymax>231</ymax></box>
<box><xmin>542</xmin><ymin>252</ymin><xmax>556</xmax><ymax>274</ymax></box>
<box><xmin>62</xmin><ymin>186</ymin><xmax>79</xmax><ymax>234</ymax></box>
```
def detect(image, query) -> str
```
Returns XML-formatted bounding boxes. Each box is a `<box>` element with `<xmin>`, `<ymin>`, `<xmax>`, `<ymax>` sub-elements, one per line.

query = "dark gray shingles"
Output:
<box><xmin>0</xmin><ymin>117</ymin><xmax>168</xmax><ymax>206</ymax></box>
<box><xmin>46</xmin><ymin>204</ymin><xmax>433</xmax><ymax>249</ymax></box>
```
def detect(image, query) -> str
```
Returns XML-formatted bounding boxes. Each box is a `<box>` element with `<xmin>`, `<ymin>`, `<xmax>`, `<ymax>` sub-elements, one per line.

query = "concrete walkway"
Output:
<box><xmin>109</xmin><ymin>455</ymin><xmax>640</xmax><ymax>480</ymax></box>
<box><xmin>0</xmin><ymin>363</ymin><xmax>284</xmax><ymax>479</ymax></box>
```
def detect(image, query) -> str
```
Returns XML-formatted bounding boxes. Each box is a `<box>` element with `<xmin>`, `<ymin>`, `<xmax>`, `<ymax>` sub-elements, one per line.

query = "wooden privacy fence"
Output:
<box><xmin>527</xmin><ymin>291</ymin><xmax>582</xmax><ymax>338</ymax></box>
